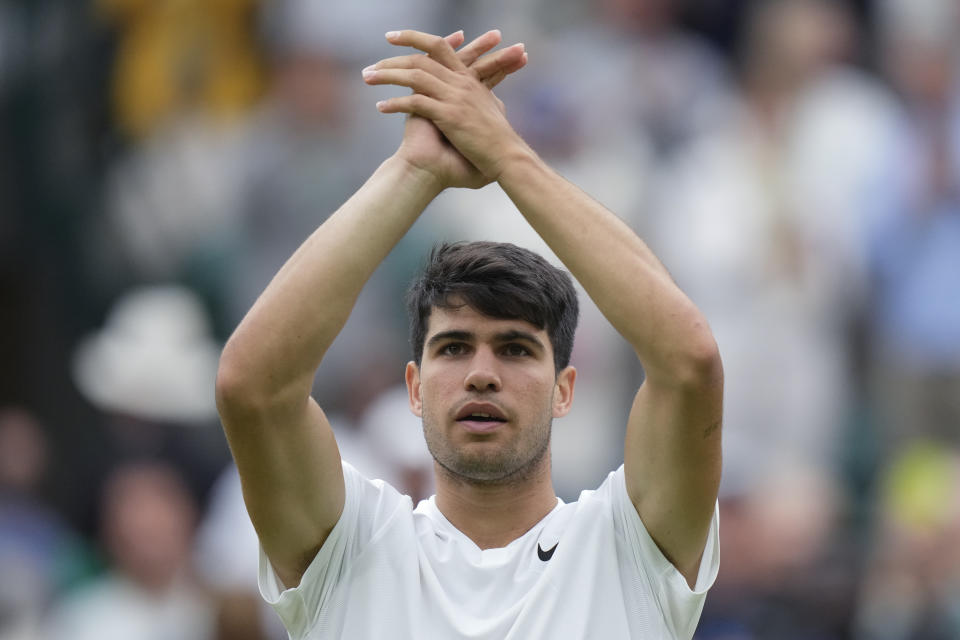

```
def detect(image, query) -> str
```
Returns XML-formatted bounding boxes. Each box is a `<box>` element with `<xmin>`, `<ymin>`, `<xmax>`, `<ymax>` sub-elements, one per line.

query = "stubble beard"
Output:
<box><xmin>421</xmin><ymin>401</ymin><xmax>554</xmax><ymax>487</ymax></box>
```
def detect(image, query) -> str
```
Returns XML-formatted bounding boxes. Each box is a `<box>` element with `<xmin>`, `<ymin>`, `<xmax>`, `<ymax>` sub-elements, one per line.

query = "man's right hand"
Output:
<box><xmin>367</xmin><ymin>30</ymin><xmax>526</xmax><ymax>191</ymax></box>
<box><xmin>219</xmin><ymin>31</ymin><xmax>527</xmax><ymax>589</ymax></box>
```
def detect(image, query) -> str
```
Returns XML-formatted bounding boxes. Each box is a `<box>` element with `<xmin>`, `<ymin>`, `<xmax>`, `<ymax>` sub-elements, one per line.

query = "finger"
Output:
<box><xmin>455</xmin><ymin>29</ymin><xmax>502</xmax><ymax>67</ymax></box>
<box><xmin>472</xmin><ymin>44</ymin><xmax>526</xmax><ymax>83</ymax></box>
<box><xmin>363</xmin><ymin>67</ymin><xmax>450</xmax><ymax>98</ymax></box>
<box><xmin>363</xmin><ymin>53</ymin><xmax>461</xmax><ymax>91</ymax></box>
<box><xmin>366</xmin><ymin>52</ymin><xmax>454</xmax><ymax>77</ymax></box>
<box><xmin>496</xmin><ymin>50</ymin><xmax>528</xmax><ymax>82</ymax></box>
<box><xmin>443</xmin><ymin>30</ymin><xmax>465</xmax><ymax>50</ymax></box>
<box><xmin>376</xmin><ymin>93</ymin><xmax>443</xmax><ymax>119</ymax></box>
<box><xmin>385</xmin><ymin>29</ymin><xmax>465</xmax><ymax>71</ymax></box>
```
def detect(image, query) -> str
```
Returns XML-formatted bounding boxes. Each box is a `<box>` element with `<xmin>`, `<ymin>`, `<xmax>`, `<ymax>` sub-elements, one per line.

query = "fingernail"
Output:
<box><xmin>376</xmin><ymin>101</ymin><xmax>387</xmax><ymax>111</ymax></box>
<box><xmin>385</xmin><ymin>31</ymin><xmax>400</xmax><ymax>40</ymax></box>
<box><xmin>362</xmin><ymin>67</ymin><xmax>376</xmax><ymax>79</ymax></box>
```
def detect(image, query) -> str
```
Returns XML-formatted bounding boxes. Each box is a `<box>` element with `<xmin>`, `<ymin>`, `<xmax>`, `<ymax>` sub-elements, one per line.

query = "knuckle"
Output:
<box><xmin>473</xmin><ymin>57</ymin><xmax>492</xmax><ymax>73</ymax></box>
<box><xmin>411</xmin><ymin>68</ymin><xmax>429</xmax><ymax>84</ymax></box>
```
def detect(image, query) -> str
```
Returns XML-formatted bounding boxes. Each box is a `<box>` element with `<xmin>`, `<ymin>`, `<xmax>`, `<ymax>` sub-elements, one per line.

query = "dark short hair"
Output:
<box><xmin>406</xmin><ymin>241</ymin><xmax>579</xmax><ymax>371</ymax></box>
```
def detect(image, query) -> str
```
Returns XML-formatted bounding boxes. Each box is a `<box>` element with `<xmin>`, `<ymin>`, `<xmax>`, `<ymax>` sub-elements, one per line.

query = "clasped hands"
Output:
<box><xmin>362</xmin><ymin>29</ymin><xmax>531</xmax><ymax>190</ymax></box>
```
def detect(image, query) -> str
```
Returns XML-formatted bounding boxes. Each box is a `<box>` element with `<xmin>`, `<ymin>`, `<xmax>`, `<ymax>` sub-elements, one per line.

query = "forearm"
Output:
<box><xmin>219</xmin><ymin>156</ymin><xmax>443</xmax><ymax>403</ymax></box>
<box><xmin>497</xmin><ymin>150</ymin><xmax>718</xmax><ymax>383</ymax></box>
<box><xmin>361</xmin><ymin>27</ymin><xmax>718</xmax><ymax>382</ymax></box>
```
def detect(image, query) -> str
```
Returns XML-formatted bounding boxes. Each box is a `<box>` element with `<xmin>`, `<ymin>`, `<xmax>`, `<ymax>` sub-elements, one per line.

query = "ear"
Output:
<box><xmin>552</xmin><ymin>366</ymin><xmax>576</xmax><ymax>418</ymax></box>
<box><xmin>405</xmin><ymin>361</ymin><xmax>423</xmax><ymax>417</ymax></box>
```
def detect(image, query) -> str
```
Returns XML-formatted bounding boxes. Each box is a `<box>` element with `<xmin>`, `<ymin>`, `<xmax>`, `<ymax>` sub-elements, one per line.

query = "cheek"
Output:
<box><xmin>516</xmin><ymin>376</ymin><xmax>557</xmax><ymax>411</ymax></box>
<box><xmin>419</xmin><ymin>374</ymin><xmax>456</xmax><ymax>410</ymax></box>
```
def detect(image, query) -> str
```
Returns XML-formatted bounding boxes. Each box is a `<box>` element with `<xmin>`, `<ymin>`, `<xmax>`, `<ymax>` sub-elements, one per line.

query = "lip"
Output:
<box><xmin>457</xmin><ymin>419</ymin><xmax>505</xmax><ymax>434</ymax></box>
<box><xmin>454</xmin><ymin>401</ymin><xmax>508</xmax><ymax>433</ymax></box>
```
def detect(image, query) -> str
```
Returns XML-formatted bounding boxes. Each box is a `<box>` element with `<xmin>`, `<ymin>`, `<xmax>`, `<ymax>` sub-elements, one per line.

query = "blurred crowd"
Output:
<box><xmin>1</xmin><ymin>0</ymin><xmax>959</xmax><ymax>638</ymax></box>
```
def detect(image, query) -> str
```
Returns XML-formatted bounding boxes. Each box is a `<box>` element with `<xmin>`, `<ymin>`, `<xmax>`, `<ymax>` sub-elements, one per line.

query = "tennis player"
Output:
<box><xmin>216</xmin><ymin>29</ymin><xmax>723</xmax><ymax>639</ymax></box>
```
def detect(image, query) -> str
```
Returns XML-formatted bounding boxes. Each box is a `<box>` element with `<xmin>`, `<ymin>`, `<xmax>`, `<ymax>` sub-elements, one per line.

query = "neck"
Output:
<box><xmin>433</xmin><ymin>455</ymin><xmax>558</xmax><ymax>550</ymax></box>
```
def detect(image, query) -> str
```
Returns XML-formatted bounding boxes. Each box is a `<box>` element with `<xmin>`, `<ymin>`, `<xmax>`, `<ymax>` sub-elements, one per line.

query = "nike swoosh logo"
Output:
<box><xmin>537</xmin><ymin>542</ymin><xmax>558</xmax><ymax>561</ymax></box>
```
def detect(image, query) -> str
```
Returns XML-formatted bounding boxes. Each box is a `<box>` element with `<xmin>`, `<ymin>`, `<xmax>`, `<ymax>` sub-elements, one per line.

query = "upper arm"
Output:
<box><xmin>216</xmin><ymin>365</ymin><xmax>345</xmax><ymax>590</ymax></box>
<box><xmin>623</xmin><ymin>346</ymin><xmax>723</xmax><ymax>587</ymax></box>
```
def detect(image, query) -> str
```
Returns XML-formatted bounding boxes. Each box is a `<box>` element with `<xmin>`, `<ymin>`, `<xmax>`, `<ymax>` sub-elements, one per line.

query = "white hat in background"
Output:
<box><xmin>72</xmin><ymin>285</ymin><xmax>221</xmax><ymax>424</ymax></box>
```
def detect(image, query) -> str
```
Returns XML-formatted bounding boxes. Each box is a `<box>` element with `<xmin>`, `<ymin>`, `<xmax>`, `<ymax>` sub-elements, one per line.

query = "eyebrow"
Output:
<box><xmin>494</xmin><ymin>330</ymin><xmax>546</xmax><ymax>351</ymax></box>
<box><xmin>426</xmin><ymin>330</ymin><xmax>474</xmax><ymax>350</ymax></box>
<box><xmin>425</xmin><ymin>329</ymin><xmax>546</xmax><ymax>352</ymax></box>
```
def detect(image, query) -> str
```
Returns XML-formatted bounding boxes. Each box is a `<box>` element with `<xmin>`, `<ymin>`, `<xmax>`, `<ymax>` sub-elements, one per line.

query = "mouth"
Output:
<box><xmin>455</xmin><ymin>403</ymin><xmax>508</xmax><ymax>433</ymax></box>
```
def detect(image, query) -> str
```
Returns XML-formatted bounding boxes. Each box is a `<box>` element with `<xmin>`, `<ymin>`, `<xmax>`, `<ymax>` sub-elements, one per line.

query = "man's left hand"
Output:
<box><xmin>364</xmin><ymin>30</ymin><xmax>532</xmax><ymax>182</ymax></box>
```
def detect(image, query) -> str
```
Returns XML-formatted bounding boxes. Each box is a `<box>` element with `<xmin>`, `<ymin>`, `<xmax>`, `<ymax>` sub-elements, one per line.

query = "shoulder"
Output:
<box><xmin>341</xmin><ymin>461</ymin><xmax>415</xmax><ymax>538</ymax></box>
<box><xmin>535</xmin><ymin>468</ymin><xmax>628</xmax><ymax>552</ymax></box>
<box><xmin>568</xmin><ymin>466</ymin><xmax>627</xmax><ymax>513</ymax></box>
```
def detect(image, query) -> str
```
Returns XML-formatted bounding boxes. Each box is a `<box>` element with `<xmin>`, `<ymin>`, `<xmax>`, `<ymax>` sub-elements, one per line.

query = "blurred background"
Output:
<box><xmin>2</xmin><ymin>0</ymin><xmax>960</xmax><ymax>638</ymax></box>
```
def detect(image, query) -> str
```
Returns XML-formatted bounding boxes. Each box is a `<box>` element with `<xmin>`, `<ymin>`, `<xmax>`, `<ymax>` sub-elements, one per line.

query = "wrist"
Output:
<box><xmin>386</xmin><ymin>152</ymin><xmax>447</xmax><ymax>199</ymax></box>
<box><xmin>494</xmin><ymin>142</ymin><xmax>543</xmax><ymax>186</ymax></box>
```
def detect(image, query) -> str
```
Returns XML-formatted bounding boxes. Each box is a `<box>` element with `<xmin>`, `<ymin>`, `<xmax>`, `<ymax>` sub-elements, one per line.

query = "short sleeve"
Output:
<box><xmin>257</xmin><ymin>461</ymin><xmax>410</xmax><ymax>639</ymax></box>
<box><xmin>608</xmin><ymin>466</ymin><xmax>720</xmax><ymax>639</ymax></box>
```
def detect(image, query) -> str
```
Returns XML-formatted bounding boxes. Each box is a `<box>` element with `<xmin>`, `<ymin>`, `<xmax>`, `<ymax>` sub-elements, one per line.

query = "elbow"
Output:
<box><xmin>215</xmin><ymin>337</ymin><xmax>311</xmax><ymax>426</ymax></box>
<box><xmin>214</xmin><ymin>339</ymin><xmax>275</xmax><ymax>421</ymax></box>
<box><xmin>215</xmin><ymin>343</ymin><xmax>255</xmax><ymax>419</ymax></box>
<box><xmin>652</xmin><ymin>314</ymin><xmax>722</xmax><ymax>389</ymax></box>
<box><xmin>677</xmin><ymin>330</ymin><xmax>723</xmax><ymax>388</ymax></box>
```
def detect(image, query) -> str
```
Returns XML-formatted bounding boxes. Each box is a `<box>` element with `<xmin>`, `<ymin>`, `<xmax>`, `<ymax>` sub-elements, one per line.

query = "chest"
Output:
<box><xmin>321</xmin><ymin>511</ymin><xmax>660</xmax><ymax>639</ymax></box>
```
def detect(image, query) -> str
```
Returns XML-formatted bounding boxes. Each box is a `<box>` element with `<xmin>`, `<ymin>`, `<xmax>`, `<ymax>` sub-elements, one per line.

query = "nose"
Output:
<box><xmin>463</xmin><ymin>348</ymin><xmax>502</xmax><ymax>393</ymax></box>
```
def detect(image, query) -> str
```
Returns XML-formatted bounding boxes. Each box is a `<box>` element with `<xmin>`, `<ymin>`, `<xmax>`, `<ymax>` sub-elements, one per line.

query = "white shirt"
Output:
<box><xmin>259</xmin><ymin>462</ymin><xmax>719</xmax><ymax>639</ymax></box>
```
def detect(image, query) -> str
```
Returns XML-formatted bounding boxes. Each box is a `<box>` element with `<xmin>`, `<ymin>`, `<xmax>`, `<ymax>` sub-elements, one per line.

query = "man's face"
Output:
<box><xmin>405</xmin><ymin>303</ymin><xmax>575</xmax><ymax>485</ymax></box>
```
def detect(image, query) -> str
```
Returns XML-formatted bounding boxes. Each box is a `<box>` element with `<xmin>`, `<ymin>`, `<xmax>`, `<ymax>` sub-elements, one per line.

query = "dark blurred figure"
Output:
<box><xmin>516</xmin><ymin>0</ymin><xmax>729</xmax><ymax>159</ymax></box>
<box><xmin>212</xmin><ymin>590</ymin><xmax>270</xmax><ymax>640</ymax></box>
<box><xmin>852</xmin><ymin>1</ymin><xmax>960</xmax><ymax>621</ymax></box>
<box><xmin>0</xmin><ymin>407</ymin><xmax>90</xmax><ymax>639</ymax></box>
<box><xmin>92</xmin><ymin>0</ymin><xmax>266</xmax><ymax>289</ymax></box>
<box><xmin>864</xmin><ymin>0</ymin><xmax>960</xmax><ymax>461</ymax></box>
<box><xmin>98</xmin><ymin>0</ymin><xmax>416</xmax><ymax>421</ymax></box>
<box><xmin>652</xmin><ymin>2</ymin><xmax>899</xmax><ymax>637</ymax></box>
<box><xmin>94</xmin><ymin>0</ymin><xmax>265</xmax><ymax>141</ymax></box>
<box><xmin>0</xmin><ymin>1</ymin><xmax>114</xmax><ymax>511</ymax></box>
<box><xmin>70</xmin><ymin>285</ymin><xmax>228</xmax><ymax>506</ymax></box>
<box><xmin>654</xmin><ymin>0</ymin><xmax>887</xmax><ymax>496</ymax></box>
<box><xmin>698</xmin><ymin>467</ymin><xmax>854</xmax><ymax>639</ymax></box>
<box><xmin>854</xmin><ymin>442</ymin><xmax>960</xmax><ymax>639</ymax></box>
<box><xmin>42</xmin><ymin>461</ymin><xmax>214</xmax><ymax>640</ymax></box>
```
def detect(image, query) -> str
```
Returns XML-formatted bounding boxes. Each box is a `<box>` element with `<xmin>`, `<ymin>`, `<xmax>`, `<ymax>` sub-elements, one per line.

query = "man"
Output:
<box><xmin>216</xmin><ymin>29</ymin><xmax>723</xmax><ymax>639</ymax></box>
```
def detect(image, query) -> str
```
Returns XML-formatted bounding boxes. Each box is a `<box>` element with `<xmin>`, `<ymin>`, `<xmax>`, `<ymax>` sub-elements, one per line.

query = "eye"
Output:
<box><xmin>441</xmin><ymin>343</ymin><xmax>467</xmax><ymax>356</ymax></box>
<box><xmin>503</xmin><ymin>343</ymin><xmax>530</xmax><ymax>357</ymax></box>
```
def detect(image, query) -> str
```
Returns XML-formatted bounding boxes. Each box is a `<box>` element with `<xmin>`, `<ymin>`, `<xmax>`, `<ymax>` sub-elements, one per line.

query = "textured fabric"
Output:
<box><xmin>259</xmin><ymin>462</ymin><xmax>719</xmax><ymax>640</ymax></box>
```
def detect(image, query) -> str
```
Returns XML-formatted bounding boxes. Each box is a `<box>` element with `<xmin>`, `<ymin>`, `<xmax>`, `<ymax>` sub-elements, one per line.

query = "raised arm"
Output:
<box><xmin>366</xmin><ymin>30</ymin><xmax>722</xmax><ymax>586</ymax></box>
<box><xmin>215</xmin><ymin>30</ymin><xmax>527</xmax><ymax>589</ymax></box>
<box><xmin>497</xmin><ymin>151</ymin><xmax>722</xmax><ymax>587</ymax></box>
